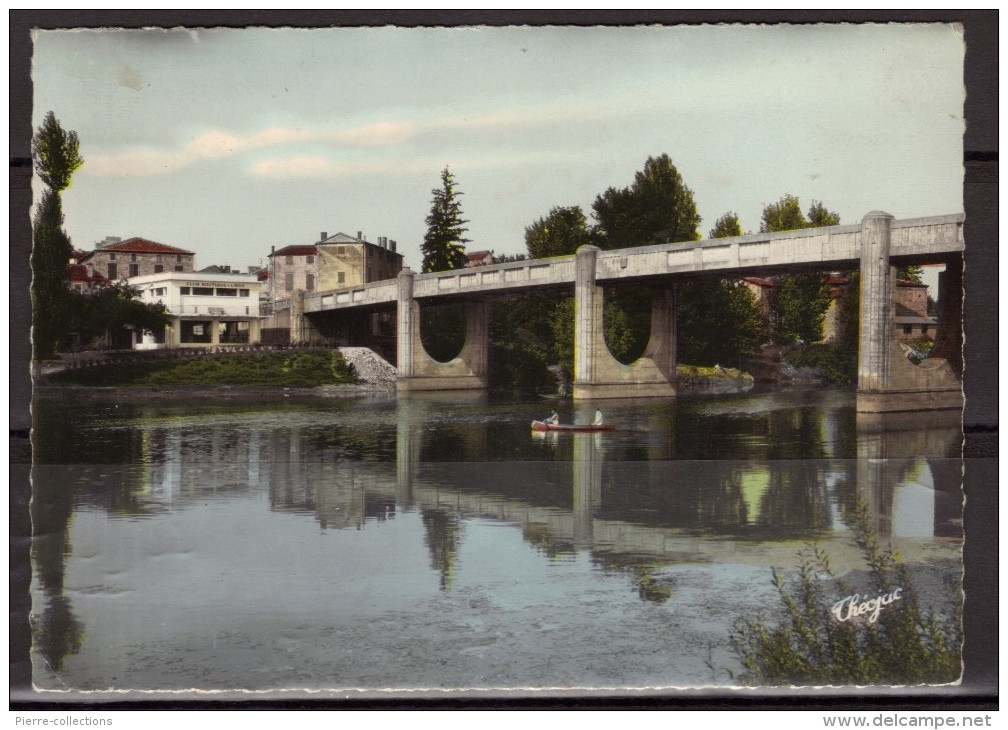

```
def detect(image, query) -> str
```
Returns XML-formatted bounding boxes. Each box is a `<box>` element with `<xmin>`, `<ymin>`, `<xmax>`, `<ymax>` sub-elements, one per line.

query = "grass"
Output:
<box><xmin>46</xmin><ymin>349</ymin><xmax>357</xmax><ymax>388</ymax></box>
<box><xmin>677</xmin><ymin>364</ymin><xmax>755</xmax><ymax>382</ymax></box>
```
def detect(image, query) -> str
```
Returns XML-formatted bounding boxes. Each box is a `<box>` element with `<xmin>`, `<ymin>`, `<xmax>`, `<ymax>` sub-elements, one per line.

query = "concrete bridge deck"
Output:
<box><xmin>296</xmin><ymin>212</ymin><xmax>964</xmax><ymax>412</ymax></box>
<box><xmin>303</xmin><ymin>213</ymin><xmax>963</xmax><ymax>313</ymax></box>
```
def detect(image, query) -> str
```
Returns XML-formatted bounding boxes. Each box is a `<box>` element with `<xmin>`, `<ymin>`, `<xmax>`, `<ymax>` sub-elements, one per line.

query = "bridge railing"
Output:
<box><xmin>302</xmin><ymin>212</ymin><xmax>964</xmax><ymax>310</ymax></box>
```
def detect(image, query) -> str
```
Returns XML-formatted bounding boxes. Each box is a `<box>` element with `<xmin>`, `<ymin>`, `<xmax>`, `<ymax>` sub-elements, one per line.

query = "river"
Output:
<box><xmin>29</xmin><ymin>387</ymin><xmax>963</xmax><ymax>697</ymax></box>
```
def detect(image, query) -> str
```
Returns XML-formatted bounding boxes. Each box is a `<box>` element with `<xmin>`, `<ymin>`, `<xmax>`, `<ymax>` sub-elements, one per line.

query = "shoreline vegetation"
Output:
<box><xmin>34</xmin><ymin>347</ymin><xmax>767</xmax><ymax>399</ymax></box>
<box><xmin>39</xmin><ymin>349</ymin><xmax>360</xmax><ymax>390</ymax></box>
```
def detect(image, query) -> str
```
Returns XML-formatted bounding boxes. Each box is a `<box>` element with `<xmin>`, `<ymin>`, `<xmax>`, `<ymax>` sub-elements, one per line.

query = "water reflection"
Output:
<box><xmin>29</xmin><ymin>389</ymin><xmax>963</xmax><ymax>686</ymax></box>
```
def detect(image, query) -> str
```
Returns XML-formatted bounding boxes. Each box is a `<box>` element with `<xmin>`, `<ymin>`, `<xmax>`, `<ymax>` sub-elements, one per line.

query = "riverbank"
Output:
<box><xmin>32</xmin><ymin>380</ymin><xmax>395</xmax><ymax>404</ymax></box>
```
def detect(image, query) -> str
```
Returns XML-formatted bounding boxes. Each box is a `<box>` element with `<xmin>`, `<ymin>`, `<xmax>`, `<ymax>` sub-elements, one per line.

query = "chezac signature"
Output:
<box><xmin>831</xmin><ymin>588</ymin><xmax>903</xmax><ymax>624</ymax></box>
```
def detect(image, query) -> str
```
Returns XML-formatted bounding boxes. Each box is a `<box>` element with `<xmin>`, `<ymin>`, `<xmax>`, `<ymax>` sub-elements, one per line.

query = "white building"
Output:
<box><xmin>129</xmin><ymin>271</ymin><xmax>264</xmax><ymax>349</ymax></box>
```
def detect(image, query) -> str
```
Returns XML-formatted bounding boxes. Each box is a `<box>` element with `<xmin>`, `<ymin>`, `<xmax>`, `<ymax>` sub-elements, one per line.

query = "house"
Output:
<box><xmin>466</xmin><ymin>250</ymin><xmax>494</xmax><ymax>267</ymax></box>
<box><xmin>894</xmin><ymin>279</ymin><xmax>937</xmax><ymax>342</ymax></box>
<box><xmin>77</xmin><ymin>237</ymin><xmax>197</xmax><ymax>281</ymax></box>
<box><xmin>268</xmin><ymin>231</ymin><xmax>404</xmax><ymax>305</ymax></box>
<box><xmin>268</xmin><ymin>243</ymin><xmax>319</xmax><ymax>302</ymax></box>
<box><xmin>316</xmin><ymin>231</ymin><xmax>403</xmax><ymax>290</ymax></box>
<box><xmin>129</xmin><ymin>271</ymin><xmax>264</xmax><ymax>350</ymax></box>
<box><xmin>742</xmin><ymin>277</ymin><xmax>775</xmax><ymax>317</ymax></box>
<box><xmin>821</xmin><ymin>275</ymin><xmax>937</xmax><ymax>343</ymax></box>
<box><xmin>67</xmin><ymin>263</ymin><xmax>108</xmax><ymax>294</ymax></box>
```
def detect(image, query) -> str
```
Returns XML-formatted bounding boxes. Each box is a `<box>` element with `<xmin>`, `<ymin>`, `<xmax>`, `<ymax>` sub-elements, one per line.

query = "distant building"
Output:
<box><xmin>317</xmin><ymin>231</ymin><xmax>403</xmax><ymax>290</ymax></box>
<box><xmin>129</xmin><ymin>271</ymin><xmax>264</xmax><ymax>350</ymax></box>
<box><xmin>821</xmin><ymin>275</ymin><xmax>937</xmax><ymax>343</ymax></box>
<box><xmin>742</xmin><ymin>277</ymin><xmax>775</xmax><ymax>317</ymax></box>
<box><xmin>67</xmin><ymin>263</ymin><xmax>109</xmax><ymax>294</ymax></box>
<box><xmin>78</xmin><ymin>237</ymin><xmax>196</xmax><ymax>281</ymax></box>
<box><xmin>268</xmin><ymin>230</ymin><xmax>404</xmax><ymax>305</ymax></box>
<box><xmin>269</xmin><ymin>243</ymin><xmax>319</xmax><ymax>302</ymax></box>
<box><xmin>894</xmin><ymin>279</ymin><xmax>936</xmax><ymax>341</ymax></box>
<box><xmin>466</xmin><ymin>250</ymin><xmax>494</xmax><ymax>267</ymax></box>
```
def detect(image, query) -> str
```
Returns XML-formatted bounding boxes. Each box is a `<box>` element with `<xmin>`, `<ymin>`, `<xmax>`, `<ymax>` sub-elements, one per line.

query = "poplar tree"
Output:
<box><xmin>31</xmin><ymin>112</ymin><xmax>83</xmax><ymax>360</ymax></box>
<box><xmin>421</xmin><ymin>167</ymin><xmax>470</xmax><ymax>273</ymax></box>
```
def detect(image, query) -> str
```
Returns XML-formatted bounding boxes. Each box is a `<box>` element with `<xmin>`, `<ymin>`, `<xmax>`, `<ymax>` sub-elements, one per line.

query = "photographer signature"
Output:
<box><xmin>831</xmin><ymin>588</ymin><xmax>903</xmax><ymax>624</ymax></box>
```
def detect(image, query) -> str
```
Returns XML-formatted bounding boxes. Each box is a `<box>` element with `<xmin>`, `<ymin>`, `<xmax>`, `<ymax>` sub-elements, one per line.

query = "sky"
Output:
<box><xmin>31</xmin><ymin>23</ymin><xmax>965</xmax><ymax>282</ymax></box>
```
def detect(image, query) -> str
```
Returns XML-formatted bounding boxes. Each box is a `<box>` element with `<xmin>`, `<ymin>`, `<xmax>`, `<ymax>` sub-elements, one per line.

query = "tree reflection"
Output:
<box><xmin>30</xmin><ymin>464</ymin><xmax>85</xmax><ymax>673</ymax></box>
<box><xmin>421</xmin><ymin>509</ymin><xmax>464</xmax><ymax>590</ymax></box>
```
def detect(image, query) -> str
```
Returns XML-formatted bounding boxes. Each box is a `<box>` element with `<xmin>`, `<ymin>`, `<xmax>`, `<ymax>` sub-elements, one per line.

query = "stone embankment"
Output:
<box><xmin>316</xmin><ymin>347</ymin><xmax>397</xmax><ymax>395</ymax></box>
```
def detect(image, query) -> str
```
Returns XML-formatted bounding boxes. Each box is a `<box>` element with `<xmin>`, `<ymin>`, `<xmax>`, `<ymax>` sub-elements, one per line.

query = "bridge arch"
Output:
<box><xmin>396</xmin><ymin>268</ymin><xmax>489</xmax><ymax>392</ymax></box>
<box><xmin>573</xmin><ymin>245</ymin><xmax>677</xmax><ymax>399</ymax></box>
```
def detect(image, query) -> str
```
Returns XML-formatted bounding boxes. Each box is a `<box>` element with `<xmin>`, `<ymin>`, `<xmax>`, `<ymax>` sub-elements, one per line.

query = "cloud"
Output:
<box><xmin>82</xmin><ymin>122</ymin><xmax>412</xmax><ymax>178</ymax></box>
<box><xmin>249</xmin><ymin>156</ymin><xmax>344</xmax><ymax>179</ymax></box>
<box><xmin>334</xmin><ymin>122</ymin><xmax>413</xmax><ymax>146</ymax></box>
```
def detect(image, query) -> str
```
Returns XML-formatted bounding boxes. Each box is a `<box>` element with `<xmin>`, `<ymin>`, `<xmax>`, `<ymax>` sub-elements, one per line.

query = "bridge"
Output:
<box><xmin>296</xmin><ymin>211</ymin><xmax>964</xmax><ymax>412</ymax></box>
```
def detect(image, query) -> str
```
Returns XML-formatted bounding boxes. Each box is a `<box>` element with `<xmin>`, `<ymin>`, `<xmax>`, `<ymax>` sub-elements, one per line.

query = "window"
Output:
<box><xmin>306</xmin><ymin>274</ymin><xmax>315</xmax><ymax>292</ymax></box>
<box><xmin>285</xmin><ymin>255</ymin><xmax>294</xmax><ymax>265</ymax></box>
<box><xmin>180</xmin><ymin>287</ymin><xmax>191</xmax><ymax>295</ymax></box>
<box><xmin>153</xmin><ymin>287</ymin><xmax>166</xmax><ymax>296</ymax></box>
<box><xmin>156</xmin><ymin>254</ymin><xmax>163</xmax><ymax>262</ymax></box>
<box><xmin>131</xmin><ymin>253</ymin><xmax>137</xmax><ymax>262</ymax></box>
<box><xmin>216</xmin><ymin>288</ymin><xmax>238</xmax><ymax>297</ymax></box>
<box><xmin>174</xmin><ymin>265</ymin><xmax>184</xmax><ymax>272</ymax></box>
<box><xmin>154</xmin><ymin>264</ymin><xmax>164</xmax><ymax>273</ymax></box>
<box><xmin>129</xmin><ymin>264</ymin><xmax>139</xmax><ymax>277</ymax></box>
<box><xmin>337</xmin><ymin>272</ymin><xmax>345</xmax><ymax>284</ymax></box>
<box><xmin>109</xmin><ymin>253</ymin><xmax>116</xmax><ymax>261</ymax></box>
<box><xmin>306</xmin><ymin>255</ymin><xmax>315</xmax><ymax>264</ymax></box>
<box><xmin>284</xmin><ymin>272</ymin><xmax>294</xmax><ymax>291</ymax></box>
<box><xmin>107</xmin><ymin>263</ymin><xmax>118</xmax><ymax>279</ymax></box>
<box><xmin>922</xmin><ymin>325</ymin><xmax>929</xmax><ymax>335</ymax></box>
<box><xmin>903</xmin><ymin>324</ymin><xmax>912</xmax><ymax>335</ymax></box>
<box><xmin>336</xmin><ymin>246</ymin><xmax>345</xmax><ymax>255</ymax></box>
<box><xmin>192</xmin><ymin>287</ymin><xmax>214</xmax><ymax>296</ymax></box>
<box><xmin>180</xmin><ymin>320</ymin><xmax>212</xmax><ymax>344</ymax></box>
<box><xmin>239</xmin><ymin>289</ymin><xmax>250</xmax><ymax>297</ymax></box>
<box><xmin>176</xmin><ymin>255</ymin><xmax>182</xmax><ymax>262</ymax></box>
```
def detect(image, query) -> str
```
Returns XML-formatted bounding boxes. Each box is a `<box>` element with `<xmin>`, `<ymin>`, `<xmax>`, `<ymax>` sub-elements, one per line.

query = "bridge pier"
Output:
<box><xmin>573</xmin><ymin>245</ymin><xmax>677</xmax><ymax>400</ymax></box>
<box><xmin>396</xmin><ymin>268</ymin><xmax>489</xmax><ymax>393</ymax></box>
<box><xmin>856</xmin><ymin>212</ymin><xmax>962</xmax><ymax>413</ymax></box>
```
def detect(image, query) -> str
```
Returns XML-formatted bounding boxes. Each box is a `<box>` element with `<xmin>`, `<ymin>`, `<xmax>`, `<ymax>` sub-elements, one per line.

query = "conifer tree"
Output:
<box><xmin>421</xmin><ymin>167</ymin><xmax>470</xmax><ymax>273</ymax></box>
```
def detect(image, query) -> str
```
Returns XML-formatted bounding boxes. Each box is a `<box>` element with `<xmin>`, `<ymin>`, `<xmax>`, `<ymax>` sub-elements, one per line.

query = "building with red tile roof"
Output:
<box><xmin>78</xmin><ymin>236</ymin><xmax>197</xmax><ymax>281</ymax></box>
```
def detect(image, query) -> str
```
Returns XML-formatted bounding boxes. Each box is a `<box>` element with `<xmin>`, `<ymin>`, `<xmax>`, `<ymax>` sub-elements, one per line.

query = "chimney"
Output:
<box><xmin>357</xmin><ymin>231</ymin><xmax>363</xmax><ymax>242</ymax></box>
<box><xmin>321</xmin><ymin>231</ymin><xmax>327</xmax><ymax>242</ymax></box>
<box><xmin>390</xmin><ymin>240</ymin><xmax>397</xmax><ymax>253</ymax></box>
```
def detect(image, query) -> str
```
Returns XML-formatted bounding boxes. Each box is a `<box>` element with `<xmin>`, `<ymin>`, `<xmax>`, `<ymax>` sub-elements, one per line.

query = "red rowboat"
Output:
<box><xmin>531</xmin><ymin>420</ymin><xmax>615</xmax><ymax>433</ymax></box>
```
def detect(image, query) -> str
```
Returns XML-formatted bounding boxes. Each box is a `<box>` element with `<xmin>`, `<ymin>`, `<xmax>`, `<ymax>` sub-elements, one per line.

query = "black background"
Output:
<box><xmin>9</xmin><ymin>9</ymin><xmax>998</xmax><ymax>711</ymax></box>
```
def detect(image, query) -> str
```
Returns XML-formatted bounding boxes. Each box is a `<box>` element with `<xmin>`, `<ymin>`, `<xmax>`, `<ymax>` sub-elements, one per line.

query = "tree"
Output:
<box><xmin>592</xmin><ymin>154</ymin><xmax>701</xmax><ymax>249</ymax></box>
<box><xmin>32</xmin><ymin>111</ymin><xmax>83</xmax><ymax>193</ymax></box>
<box><xmin>760</xmin><ymin>194</ymin><xmax>808</xmax><ymax>233</ymax></box>
<box><xmin>31</xmin><ymin>112</ymin><xmax>83</xmax><ymax>360</ymax></box>
<box><xmin>421</xmin><ymin>167</ymin><xmax>470</xmax><ymax>273</ymax></box>
<box><xmin>675</xmin><ymin>211</ymin><xmax>767</xmax><ymax>366</ymax></box>
<box><xmin>709</xmin><ymin>211</ymin><xmax>743</xmax><ymax>239</ymax></box>
<box><xmin>525</xmin><ymin>205</ymin><xmax>590</xmax><ymax>259</ymax></box>
<box><xmin>760</xmin><ymin>195</ymin><xmax>841</xmax><ymax>344</ymax></box>
<box><xmin>66</xmin><ymin>282</ymin><xmax>170</xmax><ymax>350</ymax></box>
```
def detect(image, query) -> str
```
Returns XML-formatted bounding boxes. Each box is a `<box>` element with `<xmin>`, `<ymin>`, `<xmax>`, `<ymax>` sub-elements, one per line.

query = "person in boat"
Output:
<box><xmin>545</xmin><ymin>411</ymin><xmax>559</xmax><ymax>426</ymax></box>
<box><xmin>593</xmin><ymin>410</ymin><xmax>604</xmax><ymax>426</ymax></box>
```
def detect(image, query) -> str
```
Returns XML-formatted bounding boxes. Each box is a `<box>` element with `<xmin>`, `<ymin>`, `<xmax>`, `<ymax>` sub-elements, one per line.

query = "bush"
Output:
<box><xmin>729</xmin><ymin>500</ymin><xmax>961</xmax><ymax>686</ymax></box>
<box><xmin>786</xmin><ymin>342</ymin><xmax>857</xmax><ymax>385</ymax></box>
<box><xmin>48</xmin><ymin>349</ymin><xmax>357</xmax><ymax>388</ymax></box>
